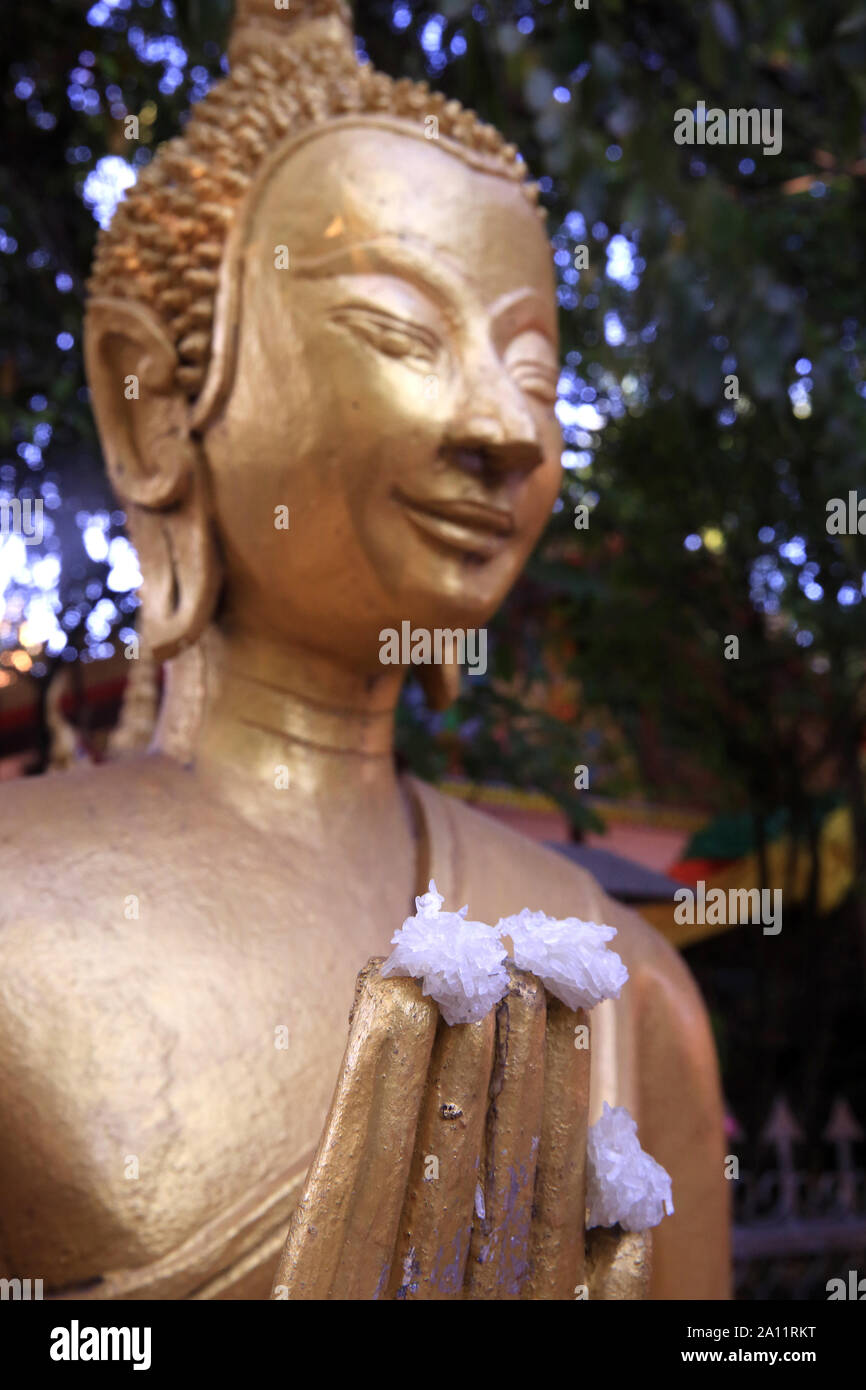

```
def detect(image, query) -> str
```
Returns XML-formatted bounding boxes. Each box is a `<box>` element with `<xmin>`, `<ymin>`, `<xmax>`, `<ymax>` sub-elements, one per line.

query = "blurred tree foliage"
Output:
<box><xmin>1</xmin><ymin>1</ymin><xmax>864</xmax><ymax>952</ymax></box>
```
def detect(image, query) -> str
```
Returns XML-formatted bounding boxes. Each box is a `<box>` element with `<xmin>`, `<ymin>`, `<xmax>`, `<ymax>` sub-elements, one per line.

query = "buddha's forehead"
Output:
<box><xmin>249</xmin><ymin>125</ymin><xmax>556</xmax><ymax>323</ymax></box>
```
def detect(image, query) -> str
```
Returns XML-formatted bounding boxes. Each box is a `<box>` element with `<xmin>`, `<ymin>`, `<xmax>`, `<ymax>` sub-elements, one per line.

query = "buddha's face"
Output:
<box><xmin>203</xmin><ymin>126</ymin><xmax>562</xmax><ymax>669</ymax></box>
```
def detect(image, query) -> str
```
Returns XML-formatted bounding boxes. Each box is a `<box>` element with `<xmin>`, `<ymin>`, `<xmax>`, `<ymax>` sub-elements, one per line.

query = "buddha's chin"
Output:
<box><xmin>387</xmin><ymin>538</ymin><xmax>514</xmax><ymax>620</ymax></box>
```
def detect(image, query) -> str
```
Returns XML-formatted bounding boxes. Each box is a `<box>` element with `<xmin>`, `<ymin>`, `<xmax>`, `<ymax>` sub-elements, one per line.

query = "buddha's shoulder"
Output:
<box><xmin>0</xmin><ymin>752</ymin><xmax>210</xmax><ymax>858</ymax></box>
<box><xmin>411</xmin><ymin>777</ymin><xmax>695</xmax><ymax>992</ymax></box>
<box><xmin>0</xmin><ymin>754</ymin><xmax>243</xmax><ymax>946</ymax></box>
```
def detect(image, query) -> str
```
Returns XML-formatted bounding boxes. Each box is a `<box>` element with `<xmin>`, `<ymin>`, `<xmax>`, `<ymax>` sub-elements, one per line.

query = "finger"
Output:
<box><xmin>464</xmin><ymin>967</ymin><xmax>546</xmax><ymax>1299</ymax></box>
<box><xmin>523</xmin><ymin>1001</ymin><xmax>591</xmax><ymax>1299</ymax></box>
<box><xmin>586</xmin><ymin>1227</ymin><xmax>653</xmax><ymax>1299</ymax></box>
<box><xmin>271</xmin><ymin>959</ymin><xmax>438</xmax><ymax>1299</ymax></box>
<box><xmin>387</xmin><ymin>1009</ymin><xmax>496</xmax><ymax>1299</ymax></box>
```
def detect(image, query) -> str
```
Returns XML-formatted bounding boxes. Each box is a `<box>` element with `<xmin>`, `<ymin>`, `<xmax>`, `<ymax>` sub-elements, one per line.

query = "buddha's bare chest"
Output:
<box><xmin>0</xmin><ymin>857</ymin><xmax>410</xmax><ymax>1296</ymax></box>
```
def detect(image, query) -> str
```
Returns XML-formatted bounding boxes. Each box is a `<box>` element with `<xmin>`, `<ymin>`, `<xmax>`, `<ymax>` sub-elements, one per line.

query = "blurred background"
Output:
<box><xmin>1</xmin><ymin>0</ymin><xmax>864</xmax><ymax>1297</ymax></box>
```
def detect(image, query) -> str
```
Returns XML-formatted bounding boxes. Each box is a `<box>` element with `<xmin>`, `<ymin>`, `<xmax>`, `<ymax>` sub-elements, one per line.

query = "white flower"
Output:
<box><xmin>381</xmin><ymin>880</ymin><xmax>510</xmax><ymax>1026</ymax></box>
<box><xmin>586</xmin><ymin>1103</ymin><xmax>674</xmax><ymax>1230</ymax></box>
<box><xmin>495</xmin><ymin>908</ymin><xmax>628</xmax><ymax>1011</ymax></box>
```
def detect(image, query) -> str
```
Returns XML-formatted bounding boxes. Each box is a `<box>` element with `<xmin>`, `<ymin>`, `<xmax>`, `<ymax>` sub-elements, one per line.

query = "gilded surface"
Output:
<box><xmin>0</xmin><ymin>0</ymin><xmax>730</xmax><ymax>1299</ymax></box>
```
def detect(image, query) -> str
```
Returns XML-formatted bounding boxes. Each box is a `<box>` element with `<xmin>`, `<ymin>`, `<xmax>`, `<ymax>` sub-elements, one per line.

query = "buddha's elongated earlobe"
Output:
<box><xmin>122</xmin><ymin>457</ymin><xmax>221</xmax><ymax>663</ymax></box>
<box><xmin>418</xmin><ymin>660</ymin><xmax>461</xmax><ymax>711</ymax></box>
<box><xmin>84</xmin><ymin>299</ymin><xmax>222</xmax><ymax>662</ymax></box>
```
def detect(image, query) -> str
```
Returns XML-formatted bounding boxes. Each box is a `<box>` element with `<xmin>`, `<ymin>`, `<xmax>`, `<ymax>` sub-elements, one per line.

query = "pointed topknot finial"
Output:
<box><xmin>229</xmin><ymin>0</ymin><xmax>354</xmax><ymax>65</ymax></box>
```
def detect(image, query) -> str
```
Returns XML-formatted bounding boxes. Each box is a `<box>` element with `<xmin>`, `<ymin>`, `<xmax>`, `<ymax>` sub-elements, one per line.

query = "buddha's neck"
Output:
<box><xmin>154</xmin><ymin>621</ymin><xmax>412</xmax><ymax>847</ymax></box>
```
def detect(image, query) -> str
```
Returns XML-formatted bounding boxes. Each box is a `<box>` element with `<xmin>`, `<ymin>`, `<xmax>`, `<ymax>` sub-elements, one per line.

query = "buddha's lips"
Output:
<box><xmin>393</xmin><ymin>489</ymin><xmax>516</xmax><ymax>542</ymax></box>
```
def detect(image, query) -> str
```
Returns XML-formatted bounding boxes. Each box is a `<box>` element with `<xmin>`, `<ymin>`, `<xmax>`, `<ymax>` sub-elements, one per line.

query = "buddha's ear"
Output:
<box><xmin>84</xmin><ymin>299</ymin><xmax>221</xmax><ymax>662</ymax></box>
<box><xmin>84</xmin><ymin>298</ymin><xmax>193</xmax><ymax>507</ymax></box>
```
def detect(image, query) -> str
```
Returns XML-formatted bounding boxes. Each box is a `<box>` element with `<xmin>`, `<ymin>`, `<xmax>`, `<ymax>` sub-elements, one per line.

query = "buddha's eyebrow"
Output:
<box><xmin>286</xmin><ymin>239</ymin><xmax>462</xmax><ymax>322</ymax></box>
<box><xmin>286</xmin><ymin>239</ymin><xmax>555</xmax><ymax>343</ymax></box>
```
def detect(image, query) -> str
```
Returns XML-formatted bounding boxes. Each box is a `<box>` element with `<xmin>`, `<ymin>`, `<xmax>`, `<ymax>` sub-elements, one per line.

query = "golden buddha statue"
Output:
<box><xmin>0</xmin><ymin>0</ymin><xmax>730</xmax><ymax>1299</ymax></box>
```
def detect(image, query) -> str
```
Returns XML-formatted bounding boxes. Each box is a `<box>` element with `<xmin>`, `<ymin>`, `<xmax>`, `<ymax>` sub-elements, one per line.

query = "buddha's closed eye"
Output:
<box><xmin>505</xmin><ymin>331</ymin><xmax>559</xmax><ymax>406</ymax></box>
<box><xmin>330</xmin><ymin>304</ymin><xmax>558</xmax><ymax>407</ymax></box>
<box><xmin>508</xmin><ymin>359</ymin><xmax>558</xmax><ymax>406</ymax></box>
<box><xmin>330</xmin><ymin>304</ymin><xmax>440</xmax><ymax>369</ymax></box>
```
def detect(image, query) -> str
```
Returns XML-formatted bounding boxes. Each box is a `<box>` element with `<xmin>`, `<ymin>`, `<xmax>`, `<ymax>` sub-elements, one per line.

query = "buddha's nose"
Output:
<box><xmin>444</xmin><ymin>369</ymin><xmax>544</xmax><ymax>480</ymax></box>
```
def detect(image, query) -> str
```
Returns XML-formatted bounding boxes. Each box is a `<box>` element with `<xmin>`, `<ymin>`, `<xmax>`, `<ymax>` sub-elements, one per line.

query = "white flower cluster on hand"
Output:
<box><xmin>496</xmin><ymin>908</ymin><xmax>629</xmax><ymax>1011</ymax></box>
<box><xmin>382</xmin><ymin>885</ymin><xmax>672</xmax><ymax>1231</ymax></box>
<box><xmin>586</xmin><ymin>1102</ymin><xmax>675</xmax><ymax>1231</ymax></box>
<box><xmin>380</xmin><ymin>881</ymin><xmax>510</xmax><ymax>1026</ymax></box>
<box><xmin>381</xmin><ymin>882</ymin><xmax>628</xmax><ymax>1025</ymax></box>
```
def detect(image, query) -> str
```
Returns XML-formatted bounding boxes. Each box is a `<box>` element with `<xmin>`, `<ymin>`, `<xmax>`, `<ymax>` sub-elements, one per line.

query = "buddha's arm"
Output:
<box><xmin>636</xmin><ymin>954</ymin><xmax>732</xmax><ymax>1299</ymax></box>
